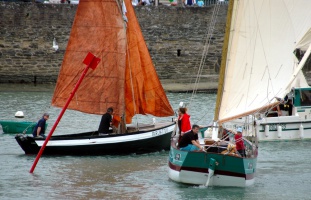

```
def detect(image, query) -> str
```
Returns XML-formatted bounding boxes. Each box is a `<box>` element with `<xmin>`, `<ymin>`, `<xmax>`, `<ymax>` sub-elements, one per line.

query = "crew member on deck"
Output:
<box><xmin>178</xmin><ymin>124</ymin><xmax>204</xmax><ymax>152</ymax></box>
<box><xmin>234</xmin><ymin>127</ymin><xmax>246</xmax><ymax>157</ymax></box>
<box><xmin>32</xmin><ymin>113</ymin><xmax>49</xmax><ymax>138</ymax></box>
<box><xmin>98</xmin><ymin>107</ymin><xmax>113</xmax><ymax>135</ymax></box>
<box><xmin>177</xmin><ymin>107</ymin><xmax>191</xmax><ymax>143</ymax></box>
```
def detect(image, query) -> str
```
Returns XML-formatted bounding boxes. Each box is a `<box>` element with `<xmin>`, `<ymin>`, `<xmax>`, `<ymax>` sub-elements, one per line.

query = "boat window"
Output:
<box><xmin>300</xmin><ymin>90</ymin><xmax>311</xmax><ymax>106</ymax></box>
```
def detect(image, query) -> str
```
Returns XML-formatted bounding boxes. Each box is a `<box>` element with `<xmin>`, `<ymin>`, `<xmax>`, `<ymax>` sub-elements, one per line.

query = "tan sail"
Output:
<box><xmin>52</xmin><ymin>0</ymin><xmax>174</xmax><ymax>124</ymax></box>
<box><xmin>216</xmin><ymin>0</ymin><xmax>311</xmax><ymax>122</ymax></box>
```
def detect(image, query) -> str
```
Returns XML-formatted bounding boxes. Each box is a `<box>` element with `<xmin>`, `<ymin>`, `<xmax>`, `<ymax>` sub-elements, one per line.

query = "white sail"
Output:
<box><xmin>218</xmin><ymin>0</ymin><xmax>311</xmax><ymax>122</ymax></box>
<box><xmin>296</xmin><ymin>28</ymin><xmax>311</xmax><ymax>51</ymax></box>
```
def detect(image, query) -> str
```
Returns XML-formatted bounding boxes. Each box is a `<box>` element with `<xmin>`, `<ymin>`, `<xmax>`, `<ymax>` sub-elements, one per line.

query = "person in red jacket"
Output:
<box><xmin>234</xmin><ymin>127</ymin><xmax>246</xmax><ymax>157</ymax></box>
<box><xmin>177</xmin><ymin>107</ymin><xmax>191</xmax><ymax>143</ymax></box>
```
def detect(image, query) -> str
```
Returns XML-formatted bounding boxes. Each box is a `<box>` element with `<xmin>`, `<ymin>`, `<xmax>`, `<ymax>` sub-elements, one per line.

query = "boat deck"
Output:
<box><xmin>127</xmin><ymin>121</ymin><xmax>174</xmax><ymax>132</ymax></box>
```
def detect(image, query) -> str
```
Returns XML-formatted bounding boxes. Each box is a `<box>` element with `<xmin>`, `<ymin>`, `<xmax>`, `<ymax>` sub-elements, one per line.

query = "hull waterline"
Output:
<box><xmin>15</xmin><ymin>122</ymin><xmax>175</xmax><ymax>155</ymax></box>
<box><xmin>168</xmin><ymin>141</ymin><xmax>257</xmax><ymax>187</ymax></box>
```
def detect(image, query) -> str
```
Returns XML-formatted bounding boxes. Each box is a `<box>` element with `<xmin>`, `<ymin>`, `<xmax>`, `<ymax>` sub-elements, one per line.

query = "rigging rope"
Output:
<box><xmin>188</xmin><ymin>1</ymin><xmax>223</xmax><ymax>125</ymax></box>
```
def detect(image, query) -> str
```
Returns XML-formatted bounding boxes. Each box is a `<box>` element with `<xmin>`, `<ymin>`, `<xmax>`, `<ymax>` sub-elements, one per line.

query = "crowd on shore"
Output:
<box><xmin>132</xmin><ymin>0</ymin><xmax>228</xmax><ymax>7</ymax></box>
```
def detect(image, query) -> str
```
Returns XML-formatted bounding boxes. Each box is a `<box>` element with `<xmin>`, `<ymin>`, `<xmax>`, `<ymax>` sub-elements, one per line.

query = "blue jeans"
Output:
<box><xmin>180</xmin><ymin>144</ymin><xmax>200</xmax><ymax>151</ymax></box>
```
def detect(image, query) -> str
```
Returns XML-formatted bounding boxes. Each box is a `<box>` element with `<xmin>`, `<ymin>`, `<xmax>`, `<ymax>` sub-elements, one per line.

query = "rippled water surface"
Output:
<box><xmin>1</xmin><ymin>84</ymin><xmax>311</xmax><ymax>200</ymax></box>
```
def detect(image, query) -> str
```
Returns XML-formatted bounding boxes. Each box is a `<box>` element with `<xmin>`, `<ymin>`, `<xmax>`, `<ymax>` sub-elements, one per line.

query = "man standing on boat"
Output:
<box><xmin>178</xmin><ymin>124</ymin><xmax>204</xmax><ymax>151</ymax></box>
<box><xmin>32</xmin><ymin>113</ymin><xmax>49</xmax><ymax>138</ymax></box>
<box><xmin>98</xmin><ymin>107</ymin><xmax>113</xmax><ymax>135</ymax></box>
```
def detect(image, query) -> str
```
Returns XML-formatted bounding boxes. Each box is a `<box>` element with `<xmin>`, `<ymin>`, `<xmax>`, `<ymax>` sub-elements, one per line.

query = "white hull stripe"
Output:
<box><xmin>36</xmin><ymin>124</ymin><xmax>175</xmax><ymax>146</ymax></box>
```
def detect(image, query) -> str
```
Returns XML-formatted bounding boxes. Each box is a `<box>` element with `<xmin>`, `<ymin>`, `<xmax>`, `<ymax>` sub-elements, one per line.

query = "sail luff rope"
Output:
<box><xmin>214</xmin><ymin>0</ymin><xmax>235</xmax><ymax>121</ymax></box>
<box><xmin>126</xmin><ymin>43</ymin><xmax>139</xmax><ymax>127</ymax></box>
<box><xmin>115</xmin><ymin>0</ymin><xmax>138</xmax><ymax>129</ymax></box>
<box><xmin>120</xmin><ymin>0</ymin><xmax>139</xmax><ymax>127</ymax></box>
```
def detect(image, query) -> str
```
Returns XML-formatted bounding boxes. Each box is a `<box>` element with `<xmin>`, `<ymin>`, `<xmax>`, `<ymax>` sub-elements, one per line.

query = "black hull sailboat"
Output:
<box><xmin>15</xmin><ymin>122</ymin><xmax>174</xmax><ymax>155</ymax></box>
<box><xmin>15</xmin><ymin>0</ymin><xmax>174</xmax><ymax>157</ymax></box>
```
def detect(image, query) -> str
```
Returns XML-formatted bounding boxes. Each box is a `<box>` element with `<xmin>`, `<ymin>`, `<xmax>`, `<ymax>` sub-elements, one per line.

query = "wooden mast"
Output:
<box><xmin>214</xmin><ymin>0</ymin><xmax>234</xmax><ymax>121</ymax></box>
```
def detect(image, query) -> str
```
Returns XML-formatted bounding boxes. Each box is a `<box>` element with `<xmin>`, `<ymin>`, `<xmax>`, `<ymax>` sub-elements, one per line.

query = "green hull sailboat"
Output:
<box><xmin>168</xmin><ymin>136</ymin><xmax>257</xmax><ymax>187</ymax></box>
<box><xmin>0</xmin><ymin>121</ymin><xmax>47</xmax><ymax>134</ymax></box>
<box><xmin>168</xmin><ymin>0</ymin><xmax>259</xmax><ymax>187</ymax></box>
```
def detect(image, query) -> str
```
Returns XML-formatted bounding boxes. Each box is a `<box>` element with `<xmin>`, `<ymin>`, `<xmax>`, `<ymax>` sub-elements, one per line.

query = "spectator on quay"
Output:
<box><xmin>138</xmin><ymin>0</ymin><xmax>151</xmax><ymax>6</ymax></box>
<box><xmin>197</xmin><ymin>0</ymin><xmax>204</xmax><ymax>6</ymax></box>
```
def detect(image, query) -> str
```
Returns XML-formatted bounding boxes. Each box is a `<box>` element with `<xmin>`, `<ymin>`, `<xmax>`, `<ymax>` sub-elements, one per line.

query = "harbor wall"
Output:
<box><xmin>0</xmin><ymin>2</ymin><xmax>227</xmax><ymax>91</ymax></box>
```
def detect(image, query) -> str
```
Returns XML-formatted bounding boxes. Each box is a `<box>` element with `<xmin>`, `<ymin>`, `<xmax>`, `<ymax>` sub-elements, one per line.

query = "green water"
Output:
<box><xmin>0</xmin><ymin>84</ymin><xmax>310</xmax><ymax>199</ymax></box>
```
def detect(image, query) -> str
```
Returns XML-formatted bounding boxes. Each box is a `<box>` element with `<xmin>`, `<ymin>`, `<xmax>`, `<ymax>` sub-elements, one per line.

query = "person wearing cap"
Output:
<box><xmin>234</xmin><ymin>127</ymin><xmax>246</xmax><ymax>157</ymax></box>
<box><xmin>178</xmin><ymin>124</ymin><xmax>205</xmax><ymax>152</ymax></box>
<box><xmin>32</xmin><ymin>113</ymin><xmax>49</xmax><ymax>138</ymax></box>
<box><xmin>98</xmin><ymin>107</ymin><xmax>113</xmax><ymax>135</ymax></box>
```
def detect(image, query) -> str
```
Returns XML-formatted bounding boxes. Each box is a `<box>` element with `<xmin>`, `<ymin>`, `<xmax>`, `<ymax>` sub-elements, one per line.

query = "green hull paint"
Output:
<box><xmin>0</xmin><ymin>121</ymin><xmax>48</xmax><ymax>134</ymax></box>
<box><xmin>169</xmin><ymin>146</ymin><xmax>257</xmax><ymax>177</ymax></box>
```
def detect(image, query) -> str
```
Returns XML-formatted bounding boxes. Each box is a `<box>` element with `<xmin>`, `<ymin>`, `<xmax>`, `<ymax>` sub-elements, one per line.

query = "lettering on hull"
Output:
<box><xmin>152</xmin><ymin>128</ymin><xmax>168</xmax><ymax>137</ymax></box>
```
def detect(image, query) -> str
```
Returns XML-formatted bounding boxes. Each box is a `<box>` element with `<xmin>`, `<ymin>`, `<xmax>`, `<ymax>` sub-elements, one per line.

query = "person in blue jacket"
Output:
<box><xmin>32</xmin><ymin>113</ymin><xmax>49</xmax><ymax>138</ymax></box>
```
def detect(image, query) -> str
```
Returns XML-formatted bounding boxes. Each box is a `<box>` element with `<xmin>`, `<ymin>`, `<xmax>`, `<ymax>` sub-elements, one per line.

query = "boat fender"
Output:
<box><xmin>15</xmin><ymin>111</ymin><xmax>24</xmax><ymax>118</ymax></box>
<box><xmin>299</xmin><ymin>124</ymin><xmax>304</xmax><ymax>139</ymax></box>
<box><xmin>265</xmin><ymin>125</ymin><xmax>269</xmax><ymax>137</ymax></box>
<box><xmin>277</xmin><ymin>125</ymin><xmax>282</xmax><ymax>138</ymax></box>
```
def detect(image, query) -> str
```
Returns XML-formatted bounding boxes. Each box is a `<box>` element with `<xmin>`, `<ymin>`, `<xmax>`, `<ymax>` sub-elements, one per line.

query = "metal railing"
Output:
<box><xmin>204</xmin><ymin>0</ymin><xmax>228</xmax><ymax>6</ymax></box>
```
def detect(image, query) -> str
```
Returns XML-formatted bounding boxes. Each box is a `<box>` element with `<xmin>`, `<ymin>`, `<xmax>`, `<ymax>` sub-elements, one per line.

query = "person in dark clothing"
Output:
<box><xmin>32</xmin><ymin>113</ymin><xmax>49</xmax><ymax>138</ymax></box>
<box><xmin>178</xmin><ymin>124</ymin><xmax>204</xmax><ymax>151</ymax></box>
<box><xmin>98</xmin><ymin>107</ymin><xmax>113</xmax><ymax>135</ymax></box>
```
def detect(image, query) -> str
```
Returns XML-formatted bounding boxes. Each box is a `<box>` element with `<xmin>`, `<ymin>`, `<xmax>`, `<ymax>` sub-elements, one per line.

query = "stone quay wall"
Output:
<box><xmin>0</xmin><ymin>2</ymin><xmax>228</xmax><ymax>91</ymax></box>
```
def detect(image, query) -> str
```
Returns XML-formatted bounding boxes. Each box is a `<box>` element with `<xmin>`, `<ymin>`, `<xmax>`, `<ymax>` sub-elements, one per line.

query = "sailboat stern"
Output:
<box><xmin>168</xmin><ymin>146</ymin><xmax>257</xmax><ymax>187</ymax></box>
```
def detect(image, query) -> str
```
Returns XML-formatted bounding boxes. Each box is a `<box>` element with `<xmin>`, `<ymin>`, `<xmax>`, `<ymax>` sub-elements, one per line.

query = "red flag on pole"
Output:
<box><xmin>29</xmin><ymin>52</ymin><xmax>100</xmax><ymax>173</ymax></box>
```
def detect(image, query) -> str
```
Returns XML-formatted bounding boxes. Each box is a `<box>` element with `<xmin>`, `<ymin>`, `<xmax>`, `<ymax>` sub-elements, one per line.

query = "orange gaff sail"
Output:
<box><xmin>51</xmin><ymin>0</ymin><xmax>174</xmax><ymax>125</ymax></box>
